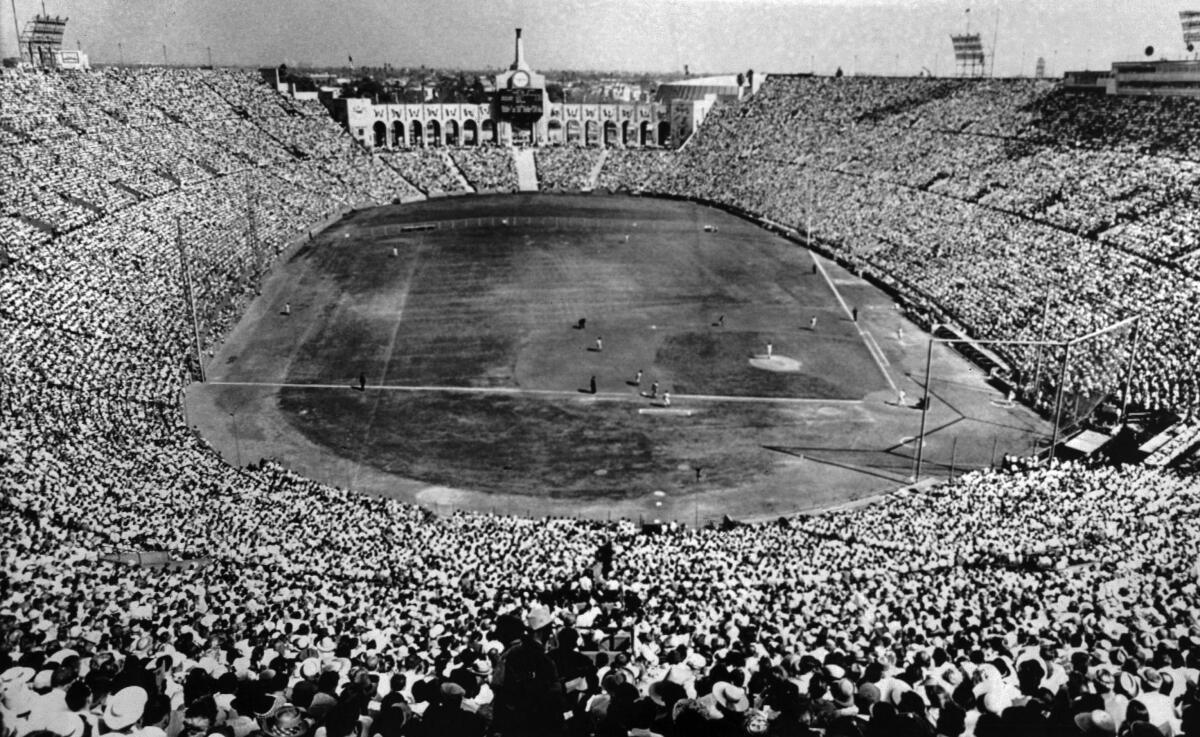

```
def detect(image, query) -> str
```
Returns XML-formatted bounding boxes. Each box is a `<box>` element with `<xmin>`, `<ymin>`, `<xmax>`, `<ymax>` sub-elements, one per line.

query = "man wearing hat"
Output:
<box><xmin>102</xmin><ymin>686</ymin><xmax>148</xmax><ymax>736</ymax></box>
<box><xmin>1092</xmin><ymin>668</ymin><xmax>1123</xmax><ymax>728</ymax></box>
<box><xmin>710</xmin><ymin>681</ymin><xmax>749</xmax><ymax>715</ymax></box>
<box><xmin>491</xmin><ymin>606</ymin><xmax>564</xmax><ymax>737</ymax></box>
<box><xmin>260</xmin><ymin>704</ymin><xmax>310</xmax><ymax>737</ymax></box>
<box><xmin>1136</xmin><ymin>668</ymin><xmax>1176</xmax><ymax>734</ymax></box>
<box><xmin>0</xmin><ymin>669</ymin><xmax>36</xmax><ymax>737</ymax></box>
<box><xmin>418</xmin><ymin>682</ymin><xmax>485</xmax><ymax>737</ymax></box>
<box><xmin>1074</xmin><ymin>709</ymin><xmax>1117</xmax><ymax>737</ymax></box>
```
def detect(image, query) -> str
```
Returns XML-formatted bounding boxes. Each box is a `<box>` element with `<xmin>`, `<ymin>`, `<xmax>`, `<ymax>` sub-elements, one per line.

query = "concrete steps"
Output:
<box><xmin>513</xmin><ymin>148</ymin><xmax>539</xmax><ymax>191</ymax></box>
<box><xmin>583</xmin><ymin>149</ymin><xmax>608</xmax><ymax>191</ymax></box>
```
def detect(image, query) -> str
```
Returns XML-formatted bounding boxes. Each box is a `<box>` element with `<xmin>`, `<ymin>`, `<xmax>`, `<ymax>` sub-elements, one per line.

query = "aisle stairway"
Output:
<box><xmin>513</xmin><ymin>148</ymin><xmax>539</xmax><ymax>192</ymax></box>
<box><xmin>441</xmin><ymin>150</ymin><xmax>475</xmax><ymax>193</ymax></box>
<box><xmin>583</xmin><ymin>149</ymin><xmax>608</xmax><ymax>191</ymax></box>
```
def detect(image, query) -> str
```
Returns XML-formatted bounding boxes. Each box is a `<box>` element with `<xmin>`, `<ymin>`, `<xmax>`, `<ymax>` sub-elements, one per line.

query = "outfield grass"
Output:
<box><xmin>278</xmin><ymin>388</ymin><xmax>786</xmax><ymax>499</ymax></box>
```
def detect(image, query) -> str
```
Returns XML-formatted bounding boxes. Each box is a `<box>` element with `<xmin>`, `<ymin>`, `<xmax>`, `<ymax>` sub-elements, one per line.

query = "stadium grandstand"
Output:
<box><xmin>6</xmin><ymin>19</ymin><xmax>1200</xmax><ymax>737</ymax></box>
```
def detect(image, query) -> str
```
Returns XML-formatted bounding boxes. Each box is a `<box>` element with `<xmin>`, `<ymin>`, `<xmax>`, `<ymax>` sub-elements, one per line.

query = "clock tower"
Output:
<box><xmin>493</xmin><ymin>28</ymin><xmax>549</xmax><ymax>145</ymax></box>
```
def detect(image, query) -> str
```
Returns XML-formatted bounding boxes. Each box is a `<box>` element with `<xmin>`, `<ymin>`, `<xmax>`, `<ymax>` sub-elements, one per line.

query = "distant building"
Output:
<box><xmin>1109</xmin><ymin>59</ymin><xmax>1200</xmax><ymax>97</ymax></box>
<box><xmin>1063</xmin><ymin>59</ymin><xmax>1200</xmax><ymax>98</ymax></box>
<box><xmin>329</xmin><ymin>29</ymin><xmax>760</xmax><ymax>149</ymax></box>
<box><xmin>656</xmin><ymin>73</ymin><xmax>760</xmax><ymax>145</ymax></box>
<box><xmin>1062</xmin><ymin>69</ymin><xmax>1112</xmax><ymax>93</ymax></box>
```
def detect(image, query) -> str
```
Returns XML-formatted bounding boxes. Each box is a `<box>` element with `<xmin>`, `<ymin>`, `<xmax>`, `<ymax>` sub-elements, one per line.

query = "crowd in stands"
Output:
<box><xmin>596</xmin><ymin>151</ymin><xmax>672</xmax><ymax>193</ymax></box>
<box><xmin>6</xmin><ymin>66</ymin><xmax>1200</xmax><ymax>737</ymax></box>
<box><xmin>4</xmin><ymin>440</ymin><xmax>1200</xmax><ymax>737</ymax></box>
<box><xmin>449</xmin><ymin>148</ymin><xmax>518</xmax><ymax>193</ymax></box>
<box><xmin>378</xmin><ymin>149</ymin><xmax>468</xmax><ymax>196</ymax></box>
<box><xmin>535</xmin><ymin>149</ymin><xmax>603</xmax><ymax>192</ymax></box>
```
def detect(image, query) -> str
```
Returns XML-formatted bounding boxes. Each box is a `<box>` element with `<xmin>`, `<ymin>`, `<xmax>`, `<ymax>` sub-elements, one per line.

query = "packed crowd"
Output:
<box><xmin>596</xmin><ymin>151</ymin><xmax>672</xmax><ymax>193</ymax></box>
<box><xmin>6</xmin><ymin>67</ymin><xmax>1200</xmax><ymax>737</ymax></box>
<box><xmin>5</xmin><ymin>440</ymin><xmax>1200</xmax><ymax>737</ymax></box>
<box><xmin>449</xmin><ymin>148</ymin><xmax>519</xmax><ymax>193</ymax></box>
<box><xmin>535</xmin><ymin>148</ymin><xmax>604</xmax><ymax>192</ymax></box>
<box><xmin>378</xmin><ymin>149</ymin><xmax>469</xmax><ymax>195</ymax></box>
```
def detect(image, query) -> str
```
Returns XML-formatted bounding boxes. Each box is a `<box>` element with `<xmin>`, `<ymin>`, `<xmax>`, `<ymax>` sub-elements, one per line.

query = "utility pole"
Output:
<box><xmin>207</xmin><ymin>45</ymin><xmax>213</xmax><ymax>68</ymax></box>
<box><xmin>1118</xmin><ymin>317</ymin><xmax>1142</xmax><ymax>427</ymax></box>
<box><xmin>230</xmin><ymin>410</ymin><xmax>242</xmax><ymax>466</ymax></box>
<box><xmin>118</xmin><ymin>41</ymin><xmax>124</xmax><ymax>66</ymax></box>
<box><xmin>913</xmin><ymin>332</ymin><xmax>936</xmax><ymax>480</ymax></box>
<box><xmin>162</xmin><ymin>43</ymin><xmax>168</xmax><ymax>66</ymax></box>
<box><xmin>176</xmin><ymin>218</ymin><xmax>206</xmax><ymax>383</ymax></box>
<box><xmin>1031</xmin><ymin>298</ymin><xmax>1052</xmax><ymax>404</ymax></box>
<box><xmin>1049</xmin><ymin>341</ymin><xmax>1072</xmax><ymax>460</ymax></box>
<box><xmin>10</xmin><ymin>0</ymin><xmax>22</xmax><ymax>64</ymax></box>
<box><xmin>806</xmin><ymin>179</ymin><xmax>814</xmax><ymax>250</ymax></box>
<box><xmin>245</xmin><ymin>179</ymin><xmax>262</xmax><ymax>279</ymax></box>
<box><xmin>990</xmin><ymin>6</ymin><xmax>1000</xmax><ymax>77</ymax></box>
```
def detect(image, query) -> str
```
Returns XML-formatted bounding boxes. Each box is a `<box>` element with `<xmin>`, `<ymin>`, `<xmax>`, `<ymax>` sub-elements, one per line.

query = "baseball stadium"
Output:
<box><xmin>4</xmin><ymin>4</ymin><xmax>1200</xmax><ymax>737</ymax></box>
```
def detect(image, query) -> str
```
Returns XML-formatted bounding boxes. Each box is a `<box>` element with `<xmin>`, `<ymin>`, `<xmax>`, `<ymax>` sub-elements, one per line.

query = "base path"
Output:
<box><xmin>513</xmin><ymin>148</ymin><xmax>538</xmax><ymax>192</ymax></box>
<box><xmin>205</xmin><ymin>380</ymin><xmax>865</xmax><ymax>406</ymax></box>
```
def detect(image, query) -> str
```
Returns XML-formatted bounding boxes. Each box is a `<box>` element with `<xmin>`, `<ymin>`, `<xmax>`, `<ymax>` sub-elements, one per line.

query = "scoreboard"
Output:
<box><xmin>498</xmin><ymin>88</ymin><xmax>543</xmax><ymax>116</ymax></box>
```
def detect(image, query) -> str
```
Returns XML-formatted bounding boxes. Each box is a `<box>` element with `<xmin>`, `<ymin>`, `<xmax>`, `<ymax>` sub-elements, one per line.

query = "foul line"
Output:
<box><xmin>812</xmin><ymin>255</ymin><xmax>899</xmax><ymax>395</ymax></box>
<box><xmin>204</xmin><ymin>381</ymin><xmax>864</xmax><ymax>405</ymax></box>
<box><xmin>351</xmin><ymin>240</ymin><xmax>425</xmax><ymax>488</ymax></box>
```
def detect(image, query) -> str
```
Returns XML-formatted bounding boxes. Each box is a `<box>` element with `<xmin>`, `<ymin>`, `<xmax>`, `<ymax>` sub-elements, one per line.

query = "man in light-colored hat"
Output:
<box><xmin>261</xmin><ymin>705</ymin><xmax>310</xmax><ymax>737</ymax></box>
<box><xmin>1074</xmin><ymin>709</ymin><xmax>1117</xmax><ymax>736</ymax></box>
<box><xmin>26</xmin><ymin>664</ymin><xmax>79</xmax><ymax>734</ymax></box>
<box><xmin>0</xmin><ymin>680</ymin><xmax>36</xmax><ymax>736</ymax></box>
<box><xmin>102</xmin><ymin>686</ymin><xmax>148</xmax><ymax>735</ymax></box>
<box><xmin>711</xmin><ymin>681</ymin><xmax>749</xmax><ymax>713</ymax></box>
<box><xmin>525</xmin><ymin>606</ymin><xmax>553</xmax><ymax>633</ymax></box>
<box><xmin>1137</xmin><ymin>668</ymin><xmax>1175</xmax><ymax>733</ymax></box>
<box><xmin>1093</xmin><ymin>667</ymin><xmax>1126</xmax><ymax>727</ymax></box>
<box><xmin>1</xmin><ymin>667</ymin><xmax>35</xmax><ymax>698</ymax></box>
<box><xmin>43</xmin><ymin>712</ymin><xmax>85</xmax><ymax>737</ymax></box>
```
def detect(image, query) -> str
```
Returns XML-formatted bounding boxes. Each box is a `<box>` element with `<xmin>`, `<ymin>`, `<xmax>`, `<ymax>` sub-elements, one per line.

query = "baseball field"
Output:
<box><xmin>188</xmin><ymin>194</ymin><xmax>1049</xmax><ymax>522</ymax></box>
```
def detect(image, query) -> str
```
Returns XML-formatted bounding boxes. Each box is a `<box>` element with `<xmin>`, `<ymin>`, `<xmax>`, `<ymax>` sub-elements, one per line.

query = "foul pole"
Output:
<box><xmin>913</xmin><ymin>330</ymin><xmax>936</xmax><ymax>480</ymax></box>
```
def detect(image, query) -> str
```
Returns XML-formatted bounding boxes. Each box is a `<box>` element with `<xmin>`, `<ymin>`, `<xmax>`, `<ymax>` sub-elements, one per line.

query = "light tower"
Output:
<box><xmin>494</xmin><ymin>28</ymin><xmax>547</xmax><ymax>146</ymax></box>
<box><xmin>512</xmin><ymin>27</ymin><xmax>529</xmax><ymax>71</ymax></box>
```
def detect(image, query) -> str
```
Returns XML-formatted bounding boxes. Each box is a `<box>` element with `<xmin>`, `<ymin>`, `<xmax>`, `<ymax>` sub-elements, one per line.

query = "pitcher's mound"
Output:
<box><xmin>749</xmin><ymin>355</ymin><xmax>802</xmax><ymax>372</ymax></box>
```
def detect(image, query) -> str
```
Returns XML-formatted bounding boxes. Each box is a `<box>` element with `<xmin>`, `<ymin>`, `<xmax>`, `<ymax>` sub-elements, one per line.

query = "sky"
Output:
<box><xmin>0</xmin><ymin>0</ymin><xmax>1196</xmax><ymax>77</ymax></box>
